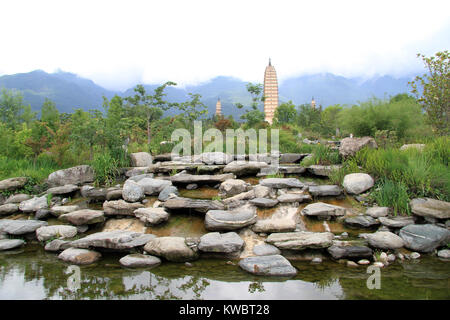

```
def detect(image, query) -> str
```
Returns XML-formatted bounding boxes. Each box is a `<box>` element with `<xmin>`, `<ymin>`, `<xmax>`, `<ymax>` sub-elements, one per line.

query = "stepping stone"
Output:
<box><xmin>58</xmin><ymin>248</ymin><xmax>101</xmax><ymax>265</ymax></box>
<box><xmin>302</xmin><ymin>202</ymin><xmax>346</xmax><ymax>218</ymax></box>
<box><xmin>344</xmin><ymin>215</ymin><xmax>380</xmax><ymax>228</ymax></box>
<box><xmin>0</xmin><ymin>239</ymin><xmax>25</xmax><ymax>251</ymax></box>
<box><xmin>0</xmin><ymin>219</ymin><xmax>47</xmax><ymax>235</ymax></box>
<box><xmin>239</xmin><ymin>255</ymin><xmax>297</xmax><ymax>276</ymax></box>
<box><xmin>249</xmin><ymin>198</ymin><xmax>279</xmax><ymax>208</ymax></box>
<box><xmin>198</xmin><ymin>232</ymin><xmax>244</xmax><ymax>253</ymax></box>
<box><xmin>119</xmin><ymin>254</ymin><xmax>162</xmax><ymax>268</ymax></box>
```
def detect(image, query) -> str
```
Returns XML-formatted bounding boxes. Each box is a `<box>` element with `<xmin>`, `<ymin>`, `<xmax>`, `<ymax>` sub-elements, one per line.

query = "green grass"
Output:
<box><xmin>301</xmin><ymin>144</ymin><xmax>341</xmax><ymax>166</ymax></box>
<box><xmin>329</xmin><ymin>158</ymin><xmax>360</xmax><ymax>185</ymax></box>
<box><xmin>371</xmin><ymin>178</ymin><xmax>411</xmax><ymax>216</ymax></box>
<box><xmin>90</xmin><ymin>152</ymin><xmax>120</xmax><ymax>187</ymax></box>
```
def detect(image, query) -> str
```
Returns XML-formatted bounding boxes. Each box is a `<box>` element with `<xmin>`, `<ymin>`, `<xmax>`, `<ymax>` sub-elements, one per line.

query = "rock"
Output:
<box><xmin>400</xmin><ymin>144</ymin><xmax>425</xmax><ymax>151</ymax></box>
<box><xmin>144</xmin><ymin>236</ymin><xmax>198</xmax><ymax>262</ymax></box>
<box><xmin>279</xmin><ymin>153</ymin><xmax>308</xmax><ymax>163</ymax></box>
<box><xmin>119</xmin><ymin>254</ymin><xmax>161</xmax><ymax>268</ymax></box>
<box><xmin>378</xmin><ymin>252</ymin><xmax>388</xmax><ymax>264</ymax></box>
<box><xmin>103</xmin><ymin>200</ymin><xmax>144</xmax><ymax>216</ymax></box>
<box><xmin>125</xmin><ymin>168</ymin><xmax>152</xmax><ymax>178</ymax></box>
<box><xmin>410</xmin><ymin>252</ymin><xmax>421</xmax><ymax>259</ymax></box>
<box><xmin>198</xmin><ymin>232</ymin><xmax>244</xmax><ymax>253</ymax></box>
<box><xmin>373</xmin><ymin>262</ymin><xmax>384</xmax><ymax>268</ymax></box>
<box><xmin>35</xmin><ymin>209</ymin><xmax>51</xmax><ymax>220</ymax></box>
<box><xmin>76</xmin><ymin>225</ymin><xmax>89</xmax><ymax>233</ymax></box>
<box><xmin>170</xmin><ymin>173</ymin><xmax>234</xmax><ymax>185</ymax></box>
<box><xmin>339</xmin><ymin>137</ymin><xmax>378</xmax><ymax>158</ymax></box>
<box><xmin>437</xmin><ymin>249</ymin><xmax>450</xmax><ymax>259</ymax></box>
<box><xmin>278</xmin><ymin>166</ymin><xmax>307</xmax><ymax>174</ymax></box>
<box><xmin>163</xmin><ymin>197</ymin><xmax>224</xmax><ymax>213</ymax></box>
<box><xmin>58</xmin><ymin>248</ymin><xmax>101</xmax><ymax>265</ymax></box>
<box><xmin>238</xmin><ymin>255</ymin><xmax>297</xmax><ymax>276</ymax></box>
<box><xmin>80</xmin><ymin>186</ymin><xmax>108</xmax><ymax>202</ymax></box>
<box><xmin>134</xmin><ymin>207</ymin><xmax>169</xmax><ymax>225</ymax></box>
<box><xmin>136</xmin><ymin>178</ymin><xmax>172</xmax><ymax>195</ymax></box>
<box><xmin>301</xmin><ymin>202</ymin><xmax>346</xmax><ymax>218</ymax></box>
<box><xmin>378</xmin><ymin>216</ymin><xmax>415</xmax><ymax>228</ymax></box>
<box><xmin>409</xmin><ymin>198</ymin><xmax>450</xmax><ymax>220</ymax></box>
<box><xmin>0</xmin><ymin>177</ymin><xmax>28</xmax><ymax>191</ymax></box>
<box><xmin>0</xmin><ymin>203</ymin><xmax>19</xmax><ymax>215</ymax></box>
<box><xmin>130</xmin><ymin>152</ymin><xmax>153</xmax><ymax>167</ymax></box>
<box><xmin>344</xmin><ymin>215</ymin><xmax>380</xmax><ymax>228</ymax></box>
<box><xmin>387</xmin><ymin>254</ymin><xmax>396</xmax><ymax>262</ymax></box>
<box><xmin>50</xmin><ymin>205</ymin><xmax>80</xmax><ymax>216</ymax></box>
<box><xmin>309</xmin><ymin>185</ymin><xmax>343</xmax><ymax>197</ymax></box>
<box><xmin>199</xmin><ymin>152</ymin><xmax>233</xmax><ymax>165</ymax></box>
<box><xmin>19</xmin><ymin>195</ymin><xmax>48</xmax><ymax>213</ymax></box>
<box><xmin>0</xmin><ymin>219</ymin><xmax>47</xmax><ymax>235</ymax></box>
<box><xmin>5</xmin><ymin>194</ymin><xmax>31</xmax><ymax>204</ymax></box>
<box><xmin>365</xmin><ymin>231</ymin><xmax>404</xmax><ymax>250</ymax></box>
<box><xmin>366</xmin><ymin>207</ymin><xmax>389</xmax><ymax>218</ymax></box>
<box><xmin>218</xmin><ymin>179</ymin><xmax>249</xmax><ymax>198</ymax></box>
<box><xmin>0</xmin><ymin>239</ymin><xmax>25</xmax><ymax>251</ymax></box>
<box><xmin>399</xmin><ymin>224</ymin><xmax>450</xmax><ymax>253</ymax></box>
<box><xmin>186</xmin><ymin>183</ymin><xmax>198</xmax><ymax>190</ymax></box>
<box><xmin>249</xmin><ymin>198</ymin><xmax>278</xmax><ymax>208</ymax></box>
<box><xmin>46</xmin><ymin>184</ymin><xmax>79</xmax><ymax>195</ymax></box>
<box><xmin>205</xmin><ymin>207</ymin><xmax>257</xmax><ymax>231</ymax></box>
<box><xmin>358</xmin><ymin>259</ymin><xmax>370</xmax><ymax>265</ymax></box>
<box><xmin>47</xmin><ymin>165</ymin><xmax>94</xmax><ymax>187</ymax></box>
<box><xmin>106</xmin><ymin>189</ymin><xmax>123</xmax><ymax>201</ymax></box>
<box><xmin>347</xmin><ymin>261</ymin><xmax>358</xmax><ymax>267</ymax></box>
<box><xmin>71</xmin><ymin>230</ymin><xmax>155</xmax><ymax>250</ymax></box>
<box><xmin>252</xmin><ymin>206</ymin><xmax>298</xmax><ymax>233</ymax></box>
<box><xmin>327</xmin><ymin>245</ymin><xmax>373</xmax><ymax>260</ymax></box>
<box><xmin>153</xmin><ymin>153</ymin><xmax>173</xmax><ymax>162</ymax></box>
<box><xmin>223</xmin><ymin>161</ymin><xmax>268</xmax><ymax>177</ymax></box>
<box><xmin>253</xmin><ymin>185</ymin><xmax>271</xmax><ymax>198</ymax></box>
<box><xmin>158</xmin><ymin>185</ymin><xmax>179</xmax><ymax>201</ymax></box>
<box><xmin>196</xmin><ymin>165</ymin><xmax>223</xmax><ymax>174</ymax></box>
<box><xmin>277</xmin><ymin>193</ymin><xmax>311</xmax><ymax>203</ymax></box>
<box><xmin>266</xmin><ymin>231</ymin><xmax>334</xmax><ymax>250</ymax></box>
<box><xmin>44</xmin><ymin>239</ymin><xmax>71</xmax><ymax>252</ymax></box>
<box><xmin>311</xmin><ymin>257</ymin><xmax>322</xmax><ymax>264</ymax></box>
<box><xmin>260</xmin><ymin>178</ymin><xmax>304</xmax><ymax>189</ymax></box>
<box><xmin>307</xmin><ymin>165</ymin><xmax>342</xmax><ymax>177</ymax></box>
<box><xmin>59</xmin><ymin>209</ymin><xmax>105</xmax><ymax>226</ymax></box>
<box><xmin>342</xmin><ymin>173</ymin><xmax>374</xmax><ymax>194</ymax></box>
<box><xmin>222</xmin><ymin>190</ymin><xmax>256</xmax><ymax>207</ymax></box>
<box><xmin>36</xmin><ymin>225</ymin><xmax>78</xmax><ymax>241</ymax></box>
<box><xmin>253</xmin><ymin>243</ymin><xmax>281</xmax><ymax>256</ymax></box>
<box><xmin>122</xmin><ymin>180</ymin><xmax>145</xmax><ymax>202</ymax></box>
<box><xmin>102</xmin><ymin>218</ymin><xmax>146</xmax><ymax>233</ymax></box>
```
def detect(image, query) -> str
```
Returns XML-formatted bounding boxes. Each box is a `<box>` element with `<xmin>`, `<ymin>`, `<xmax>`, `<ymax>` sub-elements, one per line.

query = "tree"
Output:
<box><xmin>297</xmin><ymin>103</ymin><xmax>321</xmax><ymax>130</ymax></box>
<box><xmin>177</xmin><ymin>93</ymin><xmax>208</xmax><ymax>129</ymax></box>
<box><xmin>320</xmin><ymin>104</ymin><xmax>343</xmax><ymax>137</ymax></box>
<box><xmin>235</xmin><ymin>83</ymin><xmax>265</xmax><ymax>128</ymax></box>
<box><xmin>0</xmin><ymin>88</ymin><xmax>26</xmax><ymax>130</ymax></box>
<box><xmin>410</xmin><ymin>50</ymin><xmax>449</xmax><ymax>135</ymax></box>
<box><xmin>274</xmin><ymin>101</ymin><xmax>297</xmax><ymax>124</ymax></box>
<box><xmin>41</xmin><ymin>98</ymin><xmax>60</xmax><ymax>131</ymax></box>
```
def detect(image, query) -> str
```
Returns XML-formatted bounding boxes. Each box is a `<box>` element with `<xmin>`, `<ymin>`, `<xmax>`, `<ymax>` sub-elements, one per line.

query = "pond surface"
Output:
<box><xmin>0</xmin><ymin>244</ymin><xmax>448</xmax><ymax>300</ymax></box>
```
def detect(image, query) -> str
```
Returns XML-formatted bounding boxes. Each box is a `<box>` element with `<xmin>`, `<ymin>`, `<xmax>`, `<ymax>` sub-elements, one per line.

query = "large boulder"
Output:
<box><xmin>409</xmin><ymin>198</ymin><xmax>450</xmax><ymax>220</ymax></box>
<box><xmin>399</xmin><ymin>224</ymin><xmax>450</xmax><ymax>253</ymax></box>
<box><xmin>36</xmin><ymin>225</ymin><xmax>78</xmax><ymax>241</ymax></box>
<box><xmin>163</xmin><ymin>197</ymin><xmax>224</xmax><ymax>213</ymax></box>
<box><xmin>70</xmin><ymin>230</ymin><xmax>155</xmax><ymax>250</ymax></box>
<box><xmin>119</xmin><ymin>254</ymin><xmax>161</xmax><ymax>268</ymax></box>
<box><xmin>266</xmin><ymin>231</ymin><xmax>334</xmax><ymax>250</ymax></box>
<box><xmin>364</xmin><ymin>231</ymin><xmax>404</xmax><ymax>250</ymax></box>
<box><xmin>205</xmin><ymin>207</ymin><xmax>257</xmax><ymax>231</ymax></box>
<box><xmin>134</xmin><ymin>207</ymin><xmax>169</xmax><ymax>225</ymax></box>
<box><xmin>47</xmin><ymin>165</ymin><xmax>94</xmax><ymax>187</ymax></box>
<box><xmin>339</xmin><ymin>137</ymin><xmax>378</xmax><ymax>158</ymax></box>
<box><xmin>309</xmin><ymin>185</ymin><xmax>343</xmax><ymax>197</ymax></box>
<box><xmin>136</xmin><ymin>178</ymin><xmax>172</xmax><ymax>196</ymax></box>
<box><xmin>327</xmin><ymin>245</ymin><xmax>373</xmax><ymax>260</ymax></box>
<box><xmin>239</xmin><ymin>255</ymin><xmax>297</xmax><ymax>276</ymax></box>
<box><xmin>59</xmin><ymin>209</ymin><xmax>105</xmax><ymax>225</ymax></box>
<box><xmin>342</xmin><ymin>173</ymin><xmax>374</xmax><ymax>194</ymax></box>
<box><xmin>122</xmin><ymin>180</ymin><xmax>145</xmax><ymax>202</ymax></box>
<box><xmin>259</xmin><ymin>178</ymin><xmax>304</xmax><ymax>189</ymax></box>
<box><xmin>103</xmin><ymin>200</ymin><xmax>144</xmax><ymax>216</ymax></box>
<box><xmin>0</xmin><ymin>177</ymin><xmax>28</xmax><ymax>192</ymax></box>
<box><xmin>198</xmin><ymin>232</ymin><xmax>244</xmax><ymax>253</ymax></box>
<box><xmin>130</xmin><ymin>152</ymin><xmax>153</xmax><ymax>167</ymax></box>
<box><xmin>144</xmin><ymin>236</ymin><xmax>198</xmax><ymax>262</ymax></box>
<box><xmin>218</xmin><ymin>179</ymin><xmax>249</xmax><ymax>198</ymax></box>
<box><xmin>0</xmin><ymin>219</ymin><xmax>47</xmax><ymax>235</ymax></box>
<box><xmin>301</xmin><ymin>202</ymin><xmax>346</xmax><ymax>218</ymax></box>
<box><xmin>19</xmin><ymin>195</ymin><xmax>48</xmax><ymax>213</ymax></box>
<box><xmin>223</xmin><ymin>161</ymin><xmax>268</xmax><ymax>177</ymax></box>
<box><xmin>0</xmin><ymin>203</ymin><xmax>19</xmax><ymax>215</ymax></box>
<box><xmin>58</xmin><ymin>248</ymin><xmax>101</xmax><ymax>265</ymax></box>
<box><xmin>0</xmin><ymin>239</ymin><xmax>25</xmax><ymax>251</ymax></box>
<box><xmin>199</xmin><ymin>152</ymin><xmax>233</xmax><ymax>165</ymax></box>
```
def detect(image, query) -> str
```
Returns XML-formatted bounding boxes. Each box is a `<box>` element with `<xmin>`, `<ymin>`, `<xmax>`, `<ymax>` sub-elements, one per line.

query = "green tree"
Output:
<box><xmin>410</xmin><ymin>50</ymin><xmax>449</xmax><ymax>135</ymax></box>
<box><xmin>274</xmin><ymin>101</ymin><xmax>297</xmax><ymax>124</ymax></box>
<box><xmin>41</xmin><ymin>98</ymin><xmax>60</xmax><ymax>131</ymax></box>
<box><xmin>177</xmin><ymin>93</ymin><xmax>208</xmax><ymax>129</ymax></box>
<box><xmin>297</xmin><ymin>103</ymin><xmax>321</xmax><ymax>130</ymax></box>
<box><xmin>235</xmin><ymin>83</ymin><xmax>265</xmax><ymax>128</ymax></box>
<box><xmin>0</xmin><ymin>88</ymin><xmax>26</xmax><ymax>129</ymax></box>
<box><xmin>320</xmin><ymin>104</ymin><xmax>343</xmax><ymax>136</ymax></box>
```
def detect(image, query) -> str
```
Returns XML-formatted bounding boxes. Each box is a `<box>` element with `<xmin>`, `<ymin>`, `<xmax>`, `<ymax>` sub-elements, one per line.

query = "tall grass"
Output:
<box><xmin>371</xmin><ymin>179</ymin><xmax>410</xmax><ymax>216</ymax></box>
<box><xmin>301</xmin><ymin>144</ymin><xmax>340</xmax><ymax>166</ymax></box>
<box><xmin>91</xmin><ymin>152</ymin><xmax>120</xmax><ymax>187</ymax></box>
<box><xmin>0</xmin><ymin>156</ymin><xmax>61</xmax><ymax>183</ymax></box>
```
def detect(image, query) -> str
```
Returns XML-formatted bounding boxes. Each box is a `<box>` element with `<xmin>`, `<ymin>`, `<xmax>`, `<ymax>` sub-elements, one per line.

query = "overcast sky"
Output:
<box><xmin>1</xmin><ymin>0</ymin><xmax>449</xmax><ymax>90</ymax></box>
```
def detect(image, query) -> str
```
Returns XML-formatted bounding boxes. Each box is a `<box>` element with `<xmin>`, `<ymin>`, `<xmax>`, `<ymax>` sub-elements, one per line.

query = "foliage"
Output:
<box><xmin>370</xmin><ymin>179</ymin><xmax>410</xmax><ymax>216</ymax></box>
<box><xmin>235</xmin><ymin>83</ymin><xmax>265</xmax><ymax>128</ymax></box>
<box><xmin>91</xmin><ymin>152</ymin><xmax>120</xmax><ymax>187</ymax></box>
<box><xmin>301</xmin><ymin>144</ymin><xmax>340</xmax><ymax>166</ymax></box>
<box><xmin>274</xmin><ymin>101</ymin><xmax>297</xmax><ymax>124</ymax></box>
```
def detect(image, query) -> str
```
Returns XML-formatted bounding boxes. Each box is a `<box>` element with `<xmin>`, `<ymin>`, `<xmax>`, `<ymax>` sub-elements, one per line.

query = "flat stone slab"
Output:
<box><xmin>223</xmin><ymin>161</ymin><xmax>268</xmax><ymax>177</ymax></box>
<box><xmin>0</xmin><ymin>177</ymin><xmax>28</xmax><ymax>191</ymax></box>
<box><xmin>36</xmin><ymin>225</ymin><xmax>78</xmax><ymax>241</ymax></box>
<box><xmin>266</xmin><ymin>231</ymin><xmax>334</xmax><ymax>250</ymax></box>
<box><xmin>279</xmin><ymin>153</ymin><xmax>308</xmax><ymax>163</ymax></box>
<box><xmin>80</xmin><ymin>186</ymin><xmax>108</xmax><ymax>201</ymax></box>
<box><xmin>119</xmin><ymin>254</ymin><xmax>162</xmax><ymax>268</ymax></box>
<box><xmin>239</xmin><ymin>255</ymin><xmax>297</xmax><ymax>276</ymax></box>
<box><xmin>134</xmin><ymin>207</ymin><xmax>169</xmax><ymax>225</ymax></box>
<box><xmin>44</xmin><ymin>239</ymin><xmax>71</xmax><ymax>252</ymax></box>
<box><xmin>19</xmin><ymin>196</ymin><xmax>48</xmax><ymax>213</ymax></box>
<box><xmin>378</xmin><ymin>216</ymin><xmax>415</xmax><ymax>228</ymax></box>
<box><xmin>249</xmin><ymin>198</ymin><xmax>279</xmax><ymax>208</ymax></box>
<box><xmin>365</xmin><ymin>207</ymin><xmax>389</xmax><ymax>217</ymax></box>
<box><xmin>58</xmin><ymin>247</ymin><xmax>101</xmax><ymax>265</ymax></box>
<box><xmin>47</xmin><ymin>165</ymin><xmax>94</xmax><ymax>187</ymax></box>
<box><xmin>144</xmin><ymin>236</ymin><xmax>198</xmax><ymax>262</ymax></box>
<box><xmin>205</xmin><ymin>208</ymin><xmax>257</xmax><ymax>231</ymax></box>
<box><xmin>260</xmin><ymin>178</ymin><xmax>304</xmax><ymax>189</ymax></box>
<box><xmin>252</xmin><ymin>206</ymin><xmax>298</xmax><ymax>233</ymax></box>
<box><xmin>278</xmin><ymin>166</ymin><xmax>307</xmax><ymax>174</ymax></box>
<box><xmin>301</xmin><ymin>202</ymin><xmax>346</xmax><ymax>218</ymax></box>
<box><xmin>163</xmin><ymin>197</ymin><xmax>225</xmax><ymax>213</ymax></box>
<box><xmin>70</xmin><ymin>230</ymin><xmax>155</xmax><ymax>250</ymax></box>
<box><xmin>410</xmin><ymin>198</ymin><xmax>450</xmax><ymax>220</ymax></box>
<box><xmin>309</xmin><ymin>185</ymin><xmax>343</xmax><ymax>197</ymax></box>
<box><xmin>327</xmin><ymin>245</ymin><xmax>373</xmax><ymax>260</ymax></box>
<box><xmin>103</xmin><ymin>200</ymin><xmax>144</xmax><ymax>216</ymax></box>
<box><xmin>59</xmin><ymin>209</ymin><xmax>105</xmax><ymax>226</ymax></box>
<box><xmin>50</xmin><ymin>205</ymin><xmax>80</xmax><ymax>216</ymax></box>
<box><xmin>364</xmin><ymin>231</ymin><xmax>404</xmax><ymax>250</ymax></box>
<box><xmin>399</xmin><ymin>224</ymin><xmax>450</xmax><ymax>253</ymax></box>
<box><xmin>344</xmin><ymin>215</ymin><xmax>380</xmax><ymax>228</ymax></box>
<box><xmin>198</xmin><ymin>232</ymin><xmax>244</xmax><ymax>253</ymax></box>
<box><xmin>307</xmin><ymin>165</ymin><xmax>342</xmax><ymax>177</ymax></box>
<box><xmin>170</xmin><ymin>173</ymin><xmax>235</xmax><ymax>185</ymax></box>
<box><xmin>0</xmin><ymin>219</ymin><xmax>48</xmax><ymax>235</ymax></box>
<box><xmin>0</xmin><ymin>239</ymin><xmax>25</xmax><ymax>251</ymax></box>
<box><xmin>277</xmin><ymin>193</ymin><xmax>311</xmax><ymax>203</ymax></box>
<box><xmin>253</xmin><ymin>243</ymin><xmax>281</xmax><ymax>256</ymax></box>
<box><xmin>46</xmin><ymin>184</ymin><xmax>79</xmax><ymax>195</ymax></box>
<box><xmin>5</xmin><ymin>194</ymin><xmax>31</xmax><ymax>204</ymax></box>
<box><xmin>0</xmin><ymin>203</ymin><xmax>19</xmax><ymax>215</ymax></box>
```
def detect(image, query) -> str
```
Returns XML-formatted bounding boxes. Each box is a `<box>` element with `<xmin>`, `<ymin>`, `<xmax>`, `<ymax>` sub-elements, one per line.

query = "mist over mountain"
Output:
<box><xmin>0</xmin><ymin>70</ymin><xmax>414</xmax><ymax>117</ymax></box>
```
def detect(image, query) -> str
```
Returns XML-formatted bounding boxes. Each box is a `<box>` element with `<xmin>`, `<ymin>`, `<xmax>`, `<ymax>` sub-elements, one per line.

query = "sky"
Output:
<box><xmin>1</xmin><ymin>0</ymin><xmax>449</xmax><ymax>91</ymax></box>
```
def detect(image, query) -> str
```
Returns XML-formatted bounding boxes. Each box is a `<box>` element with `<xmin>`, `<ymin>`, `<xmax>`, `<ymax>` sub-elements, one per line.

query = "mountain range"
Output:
<box><xmin>0</xmin><ymin>70</ymin><xmax>415</xmax><ymax>118</ymax></box>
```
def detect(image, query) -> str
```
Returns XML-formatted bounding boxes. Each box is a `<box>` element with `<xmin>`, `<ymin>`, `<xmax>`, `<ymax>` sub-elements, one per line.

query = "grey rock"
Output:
<box><xmin>379</xmin><ymin>216</ymin><xmax>415</xmax><ymax>228</ymax></box>
<box><xmin>59</xmin><ymin>209</ymin><xmax>105</xmax><ymax>225</ymax></box>
<box><xmin>0</xmin><ymin>239</ymin><xmax>25</xmax><ymax>251</ymax></box>
<box><xmin>253</xmin><ymin>243</ymin><xmax>281</xmax><ymax>256</ymax></box>
<box><xmin>249</xmin><ymin>198</ymin><xmax>279</xmax><ymax>208</ymax></box>
<box><xmin>0</xmin><ymin>177</ymin><xmax>28</xmax><ymax>191</ymax></box>
<box><xmin>366</xmin><ymin>207</ymin><xmax>389</xmax><ymax>218</ymax></box>
<box><xmin>71</xmin><ymin>230</ymin><xmax>155</xmax><ymax>250</ymax></box>
<box><xmin>266</xmin><ymin>231</ymin><xmax>334</xmax><ymax>250</ymax></box>
<box><xmin>186</xmin><ymin>183</ymin><xmax>198</xmax><ymax>190</ymax></box>
<box><xmin>50</xmin><ymin>205</ymin><xmax>80</xmax><ymax>216</ymax></box>
<box><xmin>0</xmin><ymin>203</ymin><xmax>19</xmax><ymax>215</ymax></box>
<box><xmin>277</xmin><ymin>193</ymin><xmax>311</xmax><ymax>203</ymax></box>
<box><xmin>130</xmin><ymin>152</ymin><xmax>153</xmax><ymax>167</ymax></box>
<box><xmin>35</xmin><ymin>209</ymin><xmax>51</xmax><ymax>220</ymax></box>
<box><xmin>58</xmin><ymin>248</ymin><xmax>101</xmax><ymax>265</ymax></box>
<box><xmin>144</xmin><ymin>236</ymin><xmax>198</xmax><ymax>262</ymax></box>
<box><xmin>342</xmin><ymin>173</ymin><xmax>374</xmax><ymax>194</ymax></box>
<box><xmin>302</xmin><ymin>202</ymin><xmax>346</xmax><ymax>218</ymax></box>
<box><xmin>47</xmin><ymin>165</ymin><xmax>94</xmax><ymax>187</ymax></box>
<box><xmin>409</xmin><ymin>198</ymin><xmax>450</xmax><ymax>220</ymax></box>
<box><xmin>198</xmin><ymin>232</ymin><xmax>244</xmax><ymax>253</ymax></box>
<box><xmin>136</xmin><ymin>178</ymin><xmax>172</xmax><ymax>195</ymax></box>
<box><xmin>5</xmin><ymin>194</ymin><xmax>31</xmax><ymax>204</ymax></box>
<box><xmin>80</xmin><ymin>186</ymin><xmax>108</xmax><ymax>202</ymax></box>
<box><xmin>218</xmin><ymin>179</ymin><xmax>249</xmax><ymax>198</ymax></box>
<box><xmin>365</xmin><ymin>231</ymin><xmax>404</xmax><ymax>250</ymax></box>
<box><xmin>134</xmin><ymin>207</ymin><xmax>169</xmax><ymax>225</ymax></box>
<box><xmin>0</xmin><ymin>219</ymin><xmax>47</xmax><ymax>235</ymax></box>
<box><xmin>307</xmin><ymin>165</ymin><xmax>342</xmax><ymax>177</ymax></box>
<box><xmin>163</xmin><ymin>197</ymin><xmax>224</xmax><ymax>213</ymax></box>
<box><xmin>344</xmin><ymin>215</ymin><xmax>380</xmax><ymax>228</ymax></box>
<box><xmin>437</xmin><ymin>249</ymin><xmax>450</xmax><ymax>259</ymax></box>
<box><xmin>239</xmin><ymin>255</ymin><xmax>297</xmax><ymax>276</ymax></box>
<box><xmin>199</xmin><ymin>152</ymin><xmax>233</xmax><ymax>165</ymax></box>
<box><xmin>399</xmin><ymin>224</ymin><xmax>450</xmax><ymax>253</ymax></box>
<box><xmin>119</xmin><ymin>254</ymin><xmax>162</xmax><ymax>268</ymax></box>
<box><xmin>103</xmin><ymin>200</ymin><xmax>144</xmax><ymax>216</ymax></box>
<box><xmin>260</xmin><ymin>178</ymin><xmax>304</xmax><ymax>189</ymax></box>
<box><xmin>327</xmin><ymin>245</ymin><xmax>373</xmax><ymax>260</ymax></box>
<box><xmin>278</xmin><ymin>165</ymin><xmax>307</xmax><ymax>174</ymax></box>
<box><xmin>205</xmin><ymin>208</ymin><xmax>257</xmax><ymax>231</ymax></box>
<box><xmin>158</xmin><ymin>185</ymin><xmax>179</xmax><ymax>201</ymax></box>
<box><xmin>170</xmin><ymin>173</ymin><xmax>234</xmax><ymax>185</ymax></box>
<box><xmin>252</xmin><ymin>206</ymin><xmax>298</xmax><ymax>233</ymax></box>
<box><xmin>223</xmin><ymin>161</ymin><xmax>268</xmax><ymax>177</ymax></box>
<box><xmin>19</xmin><ymin>195</ymin><xmax>48</xmax><ymax>213</ymax></box>
<box><xmin>339</xmin><ymin>137</ymin><xmax>378</xmax><ymax>158</ymax></box>
<box><xmin>122</xmin><ymin>180</ymin><xmax>145</xmax><ymax>202</ymax></box>
<box><xmin>125</xmin><ymin>168</ymin><xmax>153</xmax><ymax>178</ymax></box>
<box><xmin>309</xmin><ymin>185</ymin><xmax>343</xmax><ymax>197</ymax></box>
<box><xmin>279</xmin><ymin>153</ymin><xmax>308</xmax><ymax>163</ymax></box>
<box><xmin>44</xmin><ymin>239</ymin><xmax>71</xmax><ymax>252</ymax></box>
<box><xmin>46</xmin><ymin>184</ymin><xmax>79</xmax><ymax>195</ymax></box>
<box><xmin>106</xmin><ymin>189</ymin><xmax>123</xmax><ymax>201</ymax></box>
<box><xmin>36</xmin><ymin>225</ymin><xmax>78</xmax><ymax>241</ymax></box>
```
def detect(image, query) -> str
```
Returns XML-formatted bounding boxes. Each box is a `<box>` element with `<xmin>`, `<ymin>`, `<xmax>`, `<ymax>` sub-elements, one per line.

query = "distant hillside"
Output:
<box><xmin>0</xmin><ymin>70</ymin><xmax>414</xmax><ymax>118</ymax></box>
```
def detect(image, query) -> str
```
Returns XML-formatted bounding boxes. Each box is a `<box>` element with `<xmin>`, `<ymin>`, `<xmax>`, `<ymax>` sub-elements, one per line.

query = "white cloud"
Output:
<box><xmin>0</xmin><ymin>0</ymin><xmax>449</xmax><ymax>90</ymax></box>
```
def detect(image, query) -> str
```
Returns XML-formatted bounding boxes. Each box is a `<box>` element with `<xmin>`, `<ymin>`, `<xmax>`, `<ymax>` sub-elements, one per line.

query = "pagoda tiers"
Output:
<box><xmin>263</xmin><ymin>58</ymin><xmax>279</xmax><ymax>124</ymax></box>
<box><xmin>215</xmin><ymin>98</ymin><xmax>222</xmax><ymax>116</ymax></box>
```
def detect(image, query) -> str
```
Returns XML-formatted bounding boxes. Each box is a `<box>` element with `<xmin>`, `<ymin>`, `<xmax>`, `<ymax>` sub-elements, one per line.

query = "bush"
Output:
<box><xmin>91</xmin><ymin>152</ymin><xmax>120</xmax><ymax>187</ymax></box>
<box><xmin>371</xmin><ymin>179</ymin><xmax>410</xmax><ymax>216</ymax></box>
